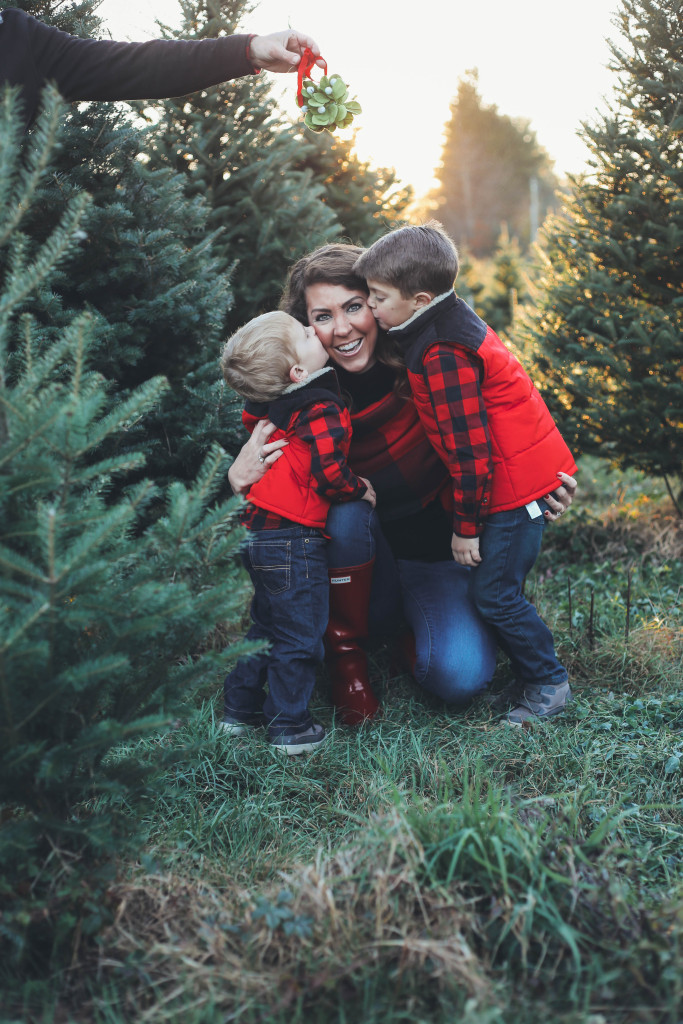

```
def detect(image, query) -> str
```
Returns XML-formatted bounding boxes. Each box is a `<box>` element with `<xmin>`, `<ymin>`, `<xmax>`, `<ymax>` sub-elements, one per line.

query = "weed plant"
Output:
<box><xmin>4</xmin><ymin>460</ymin><xmax>682</xmax><ymax>1023</ymax></box>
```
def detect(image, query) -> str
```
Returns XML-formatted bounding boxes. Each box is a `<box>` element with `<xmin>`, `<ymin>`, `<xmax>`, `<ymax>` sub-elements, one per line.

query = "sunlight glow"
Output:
<box><xmin>97</xmin><ymin>0</ymin><xmax>621</xmax><ymax>198</ymax></box>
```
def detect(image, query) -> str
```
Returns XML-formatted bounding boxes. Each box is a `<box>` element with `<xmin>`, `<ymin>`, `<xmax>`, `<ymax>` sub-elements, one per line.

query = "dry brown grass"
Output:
<box><xmin>75</xmin><ymin>815</ymin><xmax>490</xmax><ymax>1021</ymax></box>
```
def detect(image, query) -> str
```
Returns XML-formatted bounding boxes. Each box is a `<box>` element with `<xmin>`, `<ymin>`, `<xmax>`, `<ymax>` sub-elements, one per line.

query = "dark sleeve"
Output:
<box><xmin>295</xmin><ymin>403</ymin><xmax>368</xmax><ymax>503</ymax></box>
<box><xmin>422</xmin><ymin>343</ymin><xmax>493</xmax><ymax>538</ymax></box>
<box><xmin>2</xmin><ymin>8</ymin><xmax>255</xmax><ymax>121</ymax></box>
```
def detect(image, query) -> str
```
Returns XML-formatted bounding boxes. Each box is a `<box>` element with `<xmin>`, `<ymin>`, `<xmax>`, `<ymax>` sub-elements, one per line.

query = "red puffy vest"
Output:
<box><xmin>396</xmin><ymin>294</ymin><xmax>577</xmax><ymax>514</ymax></box>
<box><xmin>242</xmin><ymin>370</ymin><xmax>353</xmax><ymax>529</ymax></box>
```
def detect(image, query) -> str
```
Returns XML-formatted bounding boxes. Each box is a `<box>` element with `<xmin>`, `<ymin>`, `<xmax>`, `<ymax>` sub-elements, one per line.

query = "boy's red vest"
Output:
<box><xmin>393</xmin><ymin>293</ymin><xmax>577</xmax><ymax>514</ymax></box>
<box><xmin>242</xmin><ymin>369</ymin><xmax>352</xmax><ymax>528</ymax></box>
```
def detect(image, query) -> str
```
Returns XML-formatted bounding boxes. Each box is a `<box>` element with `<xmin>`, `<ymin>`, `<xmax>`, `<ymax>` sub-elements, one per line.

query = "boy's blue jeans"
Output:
<box><xmin>469</xmin><ymin>501</ymin><xmax>568</xmax><ymax>687</ymax></box>
<box><xmin>223</xmin><ymin>525</ymin><xmax>329</xmax><ymax>736</ymax></box>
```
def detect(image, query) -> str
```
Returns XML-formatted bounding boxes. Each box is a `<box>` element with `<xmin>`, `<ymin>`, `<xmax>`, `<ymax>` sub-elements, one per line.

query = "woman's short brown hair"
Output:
<box><xmin>280</xmin><ymin>243</ymin><xmax>410</xmax><ymax>398</ymax></box>
<box><xmin>280</xmin><ymin>243</ymin><xmax>368</xmax><ymax>324</ymax></box>
<box><xmin>220</xmin><ymin>311</ymin><xmax>300</xmax><ymax>404</ymax></box>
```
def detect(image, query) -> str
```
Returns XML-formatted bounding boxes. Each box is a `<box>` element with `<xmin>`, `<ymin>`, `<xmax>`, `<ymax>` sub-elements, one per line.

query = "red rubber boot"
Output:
<box><xmin>324</xmin><ymin>560</ymin><xmax>380</xmax><ymax>725</ymax></box>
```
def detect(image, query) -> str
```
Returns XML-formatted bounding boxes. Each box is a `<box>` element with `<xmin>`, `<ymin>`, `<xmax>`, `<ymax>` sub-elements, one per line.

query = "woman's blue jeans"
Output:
<box><xmin>469</xmin><ymin>501</ymin><xmax>568</xmax><ymax>687</ymax></box>
<box><xmin>326</xmin><ymin>503</ymin><xmax>496</xmax><ymax>705</ymax></box>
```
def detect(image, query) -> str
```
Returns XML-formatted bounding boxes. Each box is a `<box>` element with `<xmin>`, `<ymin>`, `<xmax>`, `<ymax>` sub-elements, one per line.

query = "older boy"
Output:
<box><xmin>220</xmin><ymin>311</ymin><xmax>375</xmax><ymax>753</ymax></box>
<box><xmin>354</xmin><ymin>223</ymin><xmax>577</xmax><ymax>726</ymax></box>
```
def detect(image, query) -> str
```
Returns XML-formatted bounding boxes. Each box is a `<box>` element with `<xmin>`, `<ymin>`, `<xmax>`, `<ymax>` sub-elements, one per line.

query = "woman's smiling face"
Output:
<box><xmin>305</xmin><ymin>283</ymin><xmax>378</xmax><ymax>374</ymax></box>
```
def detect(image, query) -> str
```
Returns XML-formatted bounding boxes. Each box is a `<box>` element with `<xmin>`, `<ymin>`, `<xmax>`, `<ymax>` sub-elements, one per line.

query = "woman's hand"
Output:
<box><xmin>543</xmin><ymin>471</ymin><xmax>578</xmax><ymax>522</ymax></box>
<box><xmin>227</xmin><ymin>420</ymin><xmax>287</xmax><ymax>495</ymax></box>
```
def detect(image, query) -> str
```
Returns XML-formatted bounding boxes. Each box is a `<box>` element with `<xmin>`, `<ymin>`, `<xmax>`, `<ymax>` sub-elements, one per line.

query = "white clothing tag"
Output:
<box><xmin>525</xmin><ymin>500</ymin><xmax>542</xmax><ymax>519</ymax></box>
<box><xmin>330</xmin><ymin>575</ymin><xmax>351</xmax><ymax>584</ymax></box>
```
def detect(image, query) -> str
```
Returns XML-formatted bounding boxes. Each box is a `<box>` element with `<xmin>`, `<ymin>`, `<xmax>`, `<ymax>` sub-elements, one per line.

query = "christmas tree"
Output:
<box><xmin>0</xmin><ymin>0</ymin><xmax>236</xmax><ymax>485</ymax></box>
<box><xmin>142</xmin><ymin>0</ymin><xmax>339</xmax><ymax>332</ymax></box>
<box><xmin>0</xmin><ymin>88</ymin><xmax>253</xmax><ymax>971</ymax></box>
<box><xmin>435</xmin><ymin>70</ymin><xmax>558</xmax><ymax>257</ymax></box>
<box><xmin>295</xmin><ymin>130</ymin><xmax>412</xmax><ymax>245</ymax></box>
<box><xmin>519</xmin><ymin>0</ymin><xmax>682</xmax><ymax>497</ymax></box>
<box><xmin>477</xmin><ymin>225</ymin><xmax>528</xmax><ymax>337</ymax></box>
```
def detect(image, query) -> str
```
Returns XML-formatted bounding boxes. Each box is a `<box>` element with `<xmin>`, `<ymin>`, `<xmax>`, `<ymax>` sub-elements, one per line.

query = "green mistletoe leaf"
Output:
<box><xmin>331</xmin><ymin>78</ymin><xmax>347</xmax><ymax>101</ymax></box>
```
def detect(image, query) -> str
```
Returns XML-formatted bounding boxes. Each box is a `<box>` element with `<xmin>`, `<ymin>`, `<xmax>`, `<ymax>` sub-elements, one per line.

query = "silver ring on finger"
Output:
<box><xmin>258</xmin><ymin>453</ymin><xmax>266</xmax><ymax>464</ymax></box>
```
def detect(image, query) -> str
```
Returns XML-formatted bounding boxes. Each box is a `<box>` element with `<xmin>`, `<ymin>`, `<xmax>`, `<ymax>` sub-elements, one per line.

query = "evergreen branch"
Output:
<box><xmin>0</xmin><ymin>191</ymin><xmax>91</xmax><ymax>319</ymax></box>
<box><xmin>0</xmin><ymin>88</ymin><xmax>65</xmax><ymax>249</ymax></box>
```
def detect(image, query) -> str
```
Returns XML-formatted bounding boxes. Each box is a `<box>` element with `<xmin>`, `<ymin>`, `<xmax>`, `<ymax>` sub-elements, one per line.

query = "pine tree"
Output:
<box><xmin>477</xmin><ymin>225</ymin><xmax>529</xmax><ymax>336</ymax></box>
<box><xmin>142</xmin><ymin>0</ymin><xmax>339</xmax><ymax>332</ymax></box>
<box><xmin>296</xmin><ymin>130</ymin><xmax>412</xmax><ymax>245</ymax></box>
<box><xmin>519</xmin><ymin>0</ymin><xmax>682</xmax><ymax>496</ymax></box>
<box><xmin>435</xmin><ymin>70</ymin><xmax>558</xmax><ymax>257</ymax></box>
<box><xmin>0</xmin><ymin>90</ymin><xmax>253</xmax><ymax>972</ymax></box>
<box><xmin>0</xmin><ymin>0</ymin><xmax>236</xmax><ymax>484</ymax></box>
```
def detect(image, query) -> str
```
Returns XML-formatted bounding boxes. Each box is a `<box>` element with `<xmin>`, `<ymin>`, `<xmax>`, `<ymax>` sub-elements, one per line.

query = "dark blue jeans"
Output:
<box><xmin>223</xmin><ymin>526</ymin><xmax>329</xmax><ymax>735</ymax></box>
<box><xmin>468</xmin><ymin>501</ymin><xmax>568</xmax><ymax>687</ymax></box>
<box><xmin>326</xmin><ymin>503</ymin><xmax>496</xmax><ymax>705</ymax></box>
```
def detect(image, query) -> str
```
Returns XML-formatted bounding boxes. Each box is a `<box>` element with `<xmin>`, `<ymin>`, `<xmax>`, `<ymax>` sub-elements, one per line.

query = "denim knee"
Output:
<box><xmin>415</xmin><ymin>644</ymin><xmax>493</xmax><ymax>705</ymax></box>
<box><xmin>326</xmin><ymin>501</ymin><xmax>376</xmax><ymax>568</ymax></box>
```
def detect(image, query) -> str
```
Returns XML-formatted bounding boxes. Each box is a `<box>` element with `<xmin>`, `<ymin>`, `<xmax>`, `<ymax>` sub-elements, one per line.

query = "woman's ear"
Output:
<box><xmin>289</xmin><ymin>365</ymin><xmax>309</xmax><ymax>383</ymax></box>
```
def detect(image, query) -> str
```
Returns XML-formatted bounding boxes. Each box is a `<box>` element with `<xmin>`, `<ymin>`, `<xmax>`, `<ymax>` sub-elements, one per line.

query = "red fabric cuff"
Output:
<box><xmin>245</xmin><ymin>34</ymin><xmax>261</xmax><ymax>73</ymax></box>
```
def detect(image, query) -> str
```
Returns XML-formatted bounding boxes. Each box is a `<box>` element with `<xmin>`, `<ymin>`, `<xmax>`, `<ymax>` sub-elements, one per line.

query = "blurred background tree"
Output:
<box><xmin>518</xmin><ymin>0</ymin><xmax>682</xmax><ymax>505</ymax></box>
<box><xmin>294</xmin><ymin>130</ymin><xmax>412</xmax><ymax>245</ymax></box>
<box><xmin>435</xmin><ymin>70</ymin><xmax>559</xmax><ymax>257</ymax></box>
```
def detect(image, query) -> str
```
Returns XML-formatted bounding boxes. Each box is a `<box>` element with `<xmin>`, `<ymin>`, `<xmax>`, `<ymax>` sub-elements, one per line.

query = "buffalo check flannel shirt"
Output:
<box><xmin>422</xmin><ymin>343</ymin><xmax>493</xmax><ymax>538</ymax></box>
<box><xmin>241</xmin><ymin>401</ymin><xmax>367</xmax><ymax>531</ymax></box>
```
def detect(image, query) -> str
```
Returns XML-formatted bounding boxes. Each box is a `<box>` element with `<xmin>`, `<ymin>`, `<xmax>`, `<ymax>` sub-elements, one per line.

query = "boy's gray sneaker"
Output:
<box><xmin>269</xmin><ymin>722</ymin><xmax>326</xmax><ymax>755</ymax></box>
<box><xmin>219</xmin><ymin>715</ymin><xmax>261</xmax><ymax>736</ymax></box>
<box><xmin>485</xmin><ymin>679</ymin><xmax>523</xmax><ymax>713</ymax></box>
<box><xmin>505</xmin><ymin>681</ymin><xmax>572</xmax><ymax>727</ymax></box>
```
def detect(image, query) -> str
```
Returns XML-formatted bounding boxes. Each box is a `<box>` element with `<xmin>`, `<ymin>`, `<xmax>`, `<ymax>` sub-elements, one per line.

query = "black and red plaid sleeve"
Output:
<box><xmin>422</xmin><ymin>343</ymin><xmax>493</xmax><ymax>537</ymax></box>
<box><xmin>296</xmin><ymin>402</ymin><xmax>368</xmax><ymax>502</ymax></box>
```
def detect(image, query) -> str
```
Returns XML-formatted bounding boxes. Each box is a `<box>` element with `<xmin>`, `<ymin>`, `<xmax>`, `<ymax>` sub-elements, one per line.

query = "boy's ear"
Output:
<box><xmin>413</xmin><ymin>291</ymin><xmax>434</xmax><ymax>309</ymax></box>
<box><xmin>289</xmin><ymin>365</ymin><xmax>309</xmax><ymax>383</ymax></box>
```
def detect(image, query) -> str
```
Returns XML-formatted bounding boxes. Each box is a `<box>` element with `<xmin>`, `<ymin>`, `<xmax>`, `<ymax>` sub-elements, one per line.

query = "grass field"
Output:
<box><xmin>10</xmin><ymin>461</ymin><xmax>683</xmax><ymax>1023</ymax></box>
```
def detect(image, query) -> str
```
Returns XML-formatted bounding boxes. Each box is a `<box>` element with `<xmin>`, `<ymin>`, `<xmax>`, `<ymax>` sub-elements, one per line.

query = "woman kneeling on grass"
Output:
<box><xmin>227</xmin><ymin>244</ymin><xmax>576</xmax><ymax>726</ymax></box>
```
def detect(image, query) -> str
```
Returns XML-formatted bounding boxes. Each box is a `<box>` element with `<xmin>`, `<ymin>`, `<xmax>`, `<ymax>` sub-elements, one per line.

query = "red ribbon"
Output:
<box><xmin>297</xmin><ymin>47</ymin><xmax>327</xmax><ymax>107</ymax></box>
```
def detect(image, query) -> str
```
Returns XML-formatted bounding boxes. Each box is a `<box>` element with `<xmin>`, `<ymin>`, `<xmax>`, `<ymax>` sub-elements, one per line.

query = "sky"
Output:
<box><xmin>96</xmin><ymin>0</ymin><xmax>623</xmax><ymax>198</ymax></box>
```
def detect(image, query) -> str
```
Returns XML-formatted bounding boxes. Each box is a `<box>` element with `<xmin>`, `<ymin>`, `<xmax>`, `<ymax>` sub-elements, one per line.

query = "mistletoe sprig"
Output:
<box><xmin>300</xmin><ymin>73</ymin><xmax>362</xmax><ymax>133</ymax></box>
<box><xmin>296</xmin><ymin>48</ymin><xmax>361</xmax><ymax>134</ymax></box>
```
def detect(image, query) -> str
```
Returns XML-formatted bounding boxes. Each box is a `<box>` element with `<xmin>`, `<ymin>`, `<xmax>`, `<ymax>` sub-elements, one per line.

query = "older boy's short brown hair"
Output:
<box><xmin>354</xmin><ymin>221</ymin><xmax>458</xmax><ymax>297</ymax></box>
<box><xmin>220</xmin><ymin>311</ymin><xmax>301</xmax><ymax>404</ymax></box>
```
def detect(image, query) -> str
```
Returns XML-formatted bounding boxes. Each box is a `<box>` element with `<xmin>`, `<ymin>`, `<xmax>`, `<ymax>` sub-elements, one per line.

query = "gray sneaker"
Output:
<box><xmin>485</xmin><ymin>679</ymin><xmax>524</xmax><ymax>713</ymax></box>
<box><xmin>269</xmin><ymin>722</ymin><xmax>326</xmax><ymax>755</ymax></box>
<box><xmin>505</xmin><ymin>681</ymin><xmax>572</xmax><ymax>727</ymax></box>
<box><xmin>219</xmin><ymin>715</ymin><xmax>261</xmax><ymax>736</ymax></box>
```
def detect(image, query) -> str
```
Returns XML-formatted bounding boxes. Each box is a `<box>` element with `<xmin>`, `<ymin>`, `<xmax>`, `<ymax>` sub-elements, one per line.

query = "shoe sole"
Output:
<box><xmin>219</xmin><ymin>721</ymin><xmax>255</xmax><ymax>736</ymax></box>
<box><xmin>505</xmin><ymin>701</ymin><xmax>572</xmax><ymax>727</ymax></box>
<box><xmin>270</xmin><ymin>738</ymin><xmax>327</xmax><ymax>755</ymax></box>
